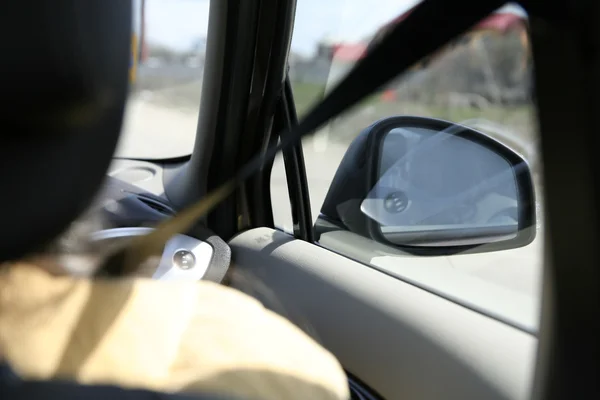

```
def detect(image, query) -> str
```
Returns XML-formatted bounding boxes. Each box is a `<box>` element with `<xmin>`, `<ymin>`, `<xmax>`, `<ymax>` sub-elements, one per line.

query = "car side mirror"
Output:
<box><xmin>316</xmin><ymin>116</ymin><xmax>536</xmax><ymax>254</ymax></box>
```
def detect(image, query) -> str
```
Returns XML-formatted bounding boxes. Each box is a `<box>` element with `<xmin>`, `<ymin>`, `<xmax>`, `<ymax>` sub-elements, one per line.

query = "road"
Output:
<box><xmin>119</xmin><ymin>91</ymin><xmax>544</xmax><ymax>329</ymax></box>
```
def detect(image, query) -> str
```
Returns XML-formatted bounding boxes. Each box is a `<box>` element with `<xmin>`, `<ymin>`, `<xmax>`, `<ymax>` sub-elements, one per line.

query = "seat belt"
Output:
<box><xmin>99</xmin><ymin>0</ymin><xmax>504</xmax><ymax>275</ymax></box>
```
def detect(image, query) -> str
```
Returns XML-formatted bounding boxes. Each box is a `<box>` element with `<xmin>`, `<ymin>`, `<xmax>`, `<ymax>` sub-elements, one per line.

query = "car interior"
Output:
<box><xmin>2</xmin><ymin>0</ymin><xmax>599</xmax><ymax>399</ymax></box>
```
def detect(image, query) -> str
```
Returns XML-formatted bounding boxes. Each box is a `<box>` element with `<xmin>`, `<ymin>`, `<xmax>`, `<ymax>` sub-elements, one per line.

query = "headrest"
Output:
<box><xmin>0</xmin><ymin>0</ymin><xmax>132</xmax><ymax>261</ymax></box>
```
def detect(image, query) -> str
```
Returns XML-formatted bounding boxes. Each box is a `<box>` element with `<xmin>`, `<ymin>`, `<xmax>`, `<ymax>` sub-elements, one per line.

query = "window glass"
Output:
<box><xmin>273</xmin><ymin>1</ymin><xmax>543</xmax><ymax>328</ymax></box>
<box><xmin>117</xmin><ymin>0</ymin><xmax>209</xmax><ymax>159</ymax></box>
<box><xmin>271</xmin><ymin>152</ymin><xmax>295</xmax><ymax>233</ymax></box>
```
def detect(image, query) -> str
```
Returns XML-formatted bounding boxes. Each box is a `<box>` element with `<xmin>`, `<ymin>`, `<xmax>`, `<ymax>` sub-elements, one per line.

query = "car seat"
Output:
<box><xmin>0</xmin><ymin>1</ymin><xmax>231</xmax><ymax>399</ymax></box>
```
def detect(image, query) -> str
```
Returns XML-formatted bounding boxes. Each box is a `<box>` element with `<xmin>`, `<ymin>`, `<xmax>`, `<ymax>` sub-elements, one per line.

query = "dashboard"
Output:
<box><xmin>92</xmin><ymin>159</ymin><xmax>231</xmax><ymax>282</ymax></box>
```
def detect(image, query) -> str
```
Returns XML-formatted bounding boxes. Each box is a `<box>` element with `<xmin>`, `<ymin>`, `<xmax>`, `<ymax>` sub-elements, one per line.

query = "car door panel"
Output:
<box><xmin>229</xmin><ymin>228</ymin><xmax>536</xmax><ymax>400</ymax></box>
<box><xmin>317</xmin><ymin>229</ymin><xmax>540</xmax><ymax>333</ymax></box>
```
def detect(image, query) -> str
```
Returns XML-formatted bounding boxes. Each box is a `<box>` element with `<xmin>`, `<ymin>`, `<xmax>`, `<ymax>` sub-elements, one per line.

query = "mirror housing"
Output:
<box><xmin>316</xmin><ymin>116</ymin><xmax>536</xmax><ymax>254</ymax></box>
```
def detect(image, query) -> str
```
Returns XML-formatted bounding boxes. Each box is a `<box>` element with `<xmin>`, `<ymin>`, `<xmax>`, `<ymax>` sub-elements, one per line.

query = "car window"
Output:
<box><xmin>116</xmin><ymin>0</ymin><xmax>209</xmax><ymax>160</ymax></box>
<box><xmin>272</xmin><ymin>1</ymin><xmax>543</xmax><ymax>330</ymax></box>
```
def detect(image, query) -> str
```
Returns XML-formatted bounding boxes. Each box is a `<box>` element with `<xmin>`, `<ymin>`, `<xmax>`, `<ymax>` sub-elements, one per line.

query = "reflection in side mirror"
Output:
<box><xmin>363</xmin><ymin>124</ymin><xmax>523</xmax><ymax>246</ymax></box>
<box><xmin>317</xmin><ymin>116</ymin><xmax>536</xmax><ymax>253</ymax></box>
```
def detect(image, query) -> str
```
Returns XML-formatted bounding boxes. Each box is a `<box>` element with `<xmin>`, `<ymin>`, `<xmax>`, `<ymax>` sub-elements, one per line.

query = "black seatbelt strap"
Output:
<box><xmin>99</xmin><ymin>0</ymin><xmax>505</xmax><ymax>275</ymax></box>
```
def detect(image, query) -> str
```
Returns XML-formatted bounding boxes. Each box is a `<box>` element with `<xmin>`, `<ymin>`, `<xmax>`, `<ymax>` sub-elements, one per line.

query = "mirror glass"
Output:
<box><xmin>361</xmin><ymin>125</ymin><xmax>522</xmax><ymax>247</ymax></box>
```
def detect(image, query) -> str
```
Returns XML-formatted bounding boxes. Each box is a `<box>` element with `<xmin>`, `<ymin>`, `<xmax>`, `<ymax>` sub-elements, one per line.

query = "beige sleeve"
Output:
<box><xmin>0</xmin><ymin>265</ymin><xmax>349</xmax><ymax>400</ymax></box>
<box><xmin>172</xmin><ymin>281</ymin><xmax>350</xmax><ymax>400</ymax></box>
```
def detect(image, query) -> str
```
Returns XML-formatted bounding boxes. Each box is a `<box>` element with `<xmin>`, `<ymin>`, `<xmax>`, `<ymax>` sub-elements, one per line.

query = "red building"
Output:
<box><xmin>330</xmin><ymin>6</ymin><xmax>529</xmax><ymax>65</ymax></box>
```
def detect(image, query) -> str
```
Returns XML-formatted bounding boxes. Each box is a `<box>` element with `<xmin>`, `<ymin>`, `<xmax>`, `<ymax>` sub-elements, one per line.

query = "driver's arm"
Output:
<box><xmin>0</xmin><ymin>263</ymin><xmax>350</xmax><ymax>400</ymax></box>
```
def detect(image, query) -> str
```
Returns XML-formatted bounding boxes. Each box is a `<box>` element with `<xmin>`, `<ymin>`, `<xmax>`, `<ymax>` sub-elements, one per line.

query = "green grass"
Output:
<box><xmin>291</xmin><ymin>81</ymin><xmax>381</xmax><ymax>117</ymax></box>
<box><xmin>289</xmin><ymin>79</ymin><xmax>537</xmax><ymax>159</ymax></box>
<box><xmin>134</xmin><ymin>77</ymin><xmax>536</xmax><ymax>151</ymax></box>
<box><xmin>291</xmin><ymin>82</ymin><xmax>326</xmax><ymax>116</ymax></box>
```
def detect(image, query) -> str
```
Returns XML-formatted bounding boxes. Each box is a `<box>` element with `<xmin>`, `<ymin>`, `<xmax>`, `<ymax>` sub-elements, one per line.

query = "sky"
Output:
<box><xmin>139</xmin><ymin>0</ymin><xmax>526</xmax><ymax>56</ymax></box>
